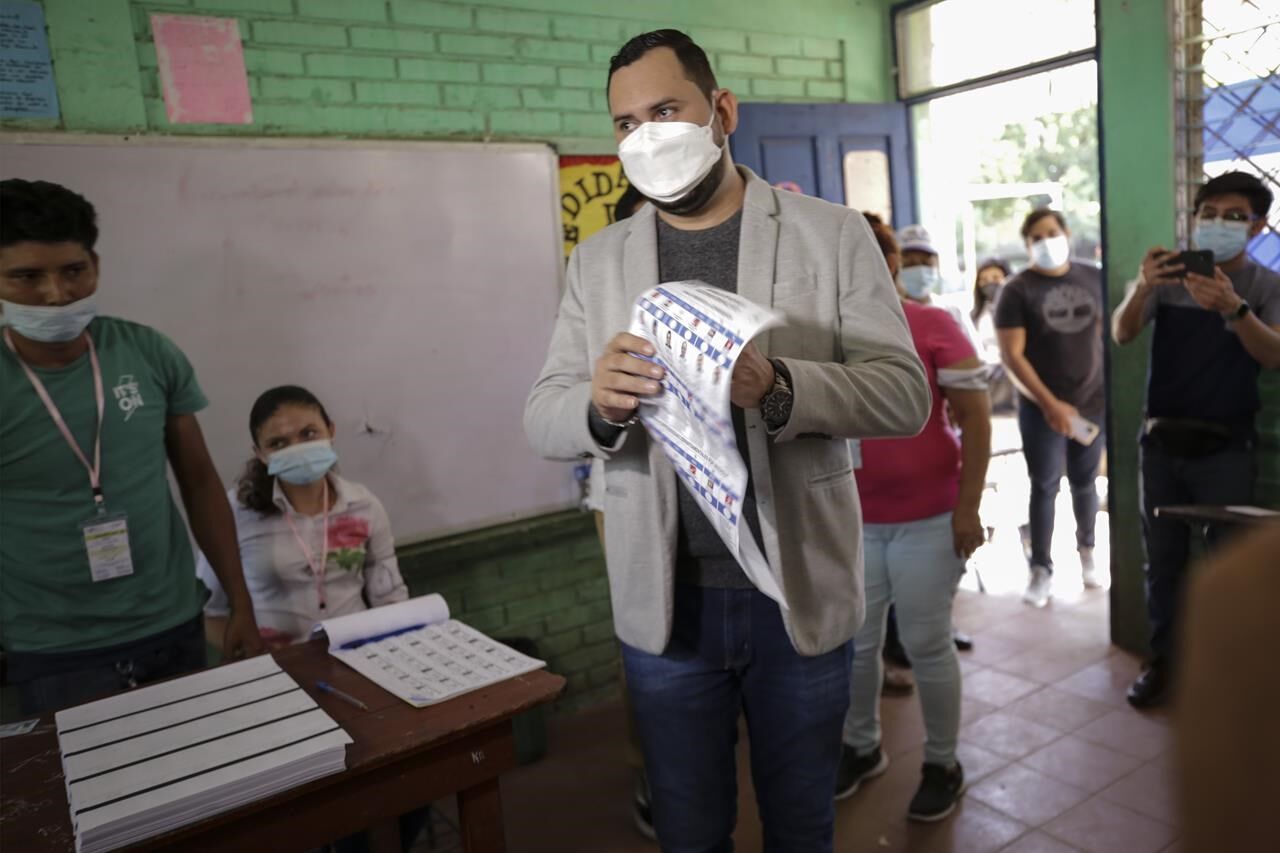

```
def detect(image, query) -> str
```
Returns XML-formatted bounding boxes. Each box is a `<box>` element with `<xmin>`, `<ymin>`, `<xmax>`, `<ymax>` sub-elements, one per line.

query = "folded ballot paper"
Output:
<box><xmin>318</xmin><ymin>593</ymin><xmax>546</xmax><ymax>708</ymax></box>
<box><xmin>55</xmin><ymin>655</ymin><xmax>351</xmax><ymax>853</ymax></box>
<box><xmin>629</xmin><ymin>281</ymin><xmax>788</xmax><ymax>608</ymax></box>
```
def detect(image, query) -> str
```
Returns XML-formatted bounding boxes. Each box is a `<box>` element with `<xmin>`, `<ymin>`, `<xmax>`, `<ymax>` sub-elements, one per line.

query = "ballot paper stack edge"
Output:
<box><xmin>54</xmin><ymin>655</ymin><xmax>352</xmax><ymax>853</ymax></box>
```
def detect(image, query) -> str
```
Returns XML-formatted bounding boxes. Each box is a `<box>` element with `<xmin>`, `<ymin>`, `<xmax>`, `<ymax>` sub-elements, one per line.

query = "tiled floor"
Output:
<box><xmin>491</xmin><ymin>583</ymin><xmax>1179</xmax><ymax>853</ymax></box>
<box><xmin>486</xmin><ymin>429</ymin><xmax>1182</xmax><ymax>852</ymax></box>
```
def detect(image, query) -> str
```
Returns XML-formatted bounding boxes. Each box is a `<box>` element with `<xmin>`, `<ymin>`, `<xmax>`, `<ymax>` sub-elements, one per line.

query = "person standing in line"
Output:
<box><xmin>835</xmin><ymin>236</ymin><xmax>992</xmax><ymax>821</ymax></box>
<box><xmin>995</xmin><ymin>209</ymin><xmax>1106</xmax><ymax>608</ymax></box>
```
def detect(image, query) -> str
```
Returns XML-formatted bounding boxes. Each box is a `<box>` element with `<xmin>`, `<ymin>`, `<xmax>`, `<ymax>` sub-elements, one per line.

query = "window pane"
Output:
<box><xmin>897</xmin><ymin>0</ymin><xmax>1096</xmax><ymax>97</ymax></box>
<box><xmin>911</xmin><ymin>61</ymin><xmax>1100</xmax><ymax>288</ymax></box>
<box><xmin>843</xmin><ymin>150</ymin><xmax>892</xmax><ymax>220</ymax></box>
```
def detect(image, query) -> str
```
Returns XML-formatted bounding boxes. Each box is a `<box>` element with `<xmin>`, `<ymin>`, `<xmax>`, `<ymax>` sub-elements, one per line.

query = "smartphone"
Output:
<box><xmin>1173</xmin><ymin>249</ymin><xmax>1215</xmax><ymax>278</ymax></box>
<box><xmin>1068</xmin><ymin>414</ymin><xmax>1101</xmax><ymax>447</ymax></box>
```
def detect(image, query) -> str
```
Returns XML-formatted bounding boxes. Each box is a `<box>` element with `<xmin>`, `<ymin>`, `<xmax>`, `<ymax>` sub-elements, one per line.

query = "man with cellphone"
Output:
<box><xmin>1112</xmin><ymin>170</ymin><xmax>1280</xmax><ymax>709</ymax></box>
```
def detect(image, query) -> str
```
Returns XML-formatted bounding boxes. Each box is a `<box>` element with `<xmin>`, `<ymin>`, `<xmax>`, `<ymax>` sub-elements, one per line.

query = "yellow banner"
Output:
<box><xmin>560</xmin><ymin>155</ymin><xmax>629</xmax><ymax>262</ymax></box>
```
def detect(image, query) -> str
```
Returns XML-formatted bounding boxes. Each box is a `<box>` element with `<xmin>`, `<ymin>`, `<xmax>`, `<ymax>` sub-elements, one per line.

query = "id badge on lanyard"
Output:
<box><xmin>4</xmin><ymin>328</ymin><xmax>135</xmax><ymax>582</ymax></box>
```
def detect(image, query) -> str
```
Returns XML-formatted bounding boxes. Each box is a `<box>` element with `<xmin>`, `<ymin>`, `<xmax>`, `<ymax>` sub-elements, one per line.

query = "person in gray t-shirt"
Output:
<box><xmin>995</xmin><ymin>209</ymin><xmax>1107</xmax><ymax>609</ymax></box>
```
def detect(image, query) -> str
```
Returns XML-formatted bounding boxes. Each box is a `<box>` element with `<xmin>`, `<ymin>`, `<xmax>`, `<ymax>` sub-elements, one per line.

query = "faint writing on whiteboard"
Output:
<box><xmin>0</xmin><ymin>1</ymin><xmax>60</xmax><ymax>119</ymax></box>
<box><xmin>152</xmin><ymin>14</ymin><xmax>253</xmax><ymax>125</ymax></box>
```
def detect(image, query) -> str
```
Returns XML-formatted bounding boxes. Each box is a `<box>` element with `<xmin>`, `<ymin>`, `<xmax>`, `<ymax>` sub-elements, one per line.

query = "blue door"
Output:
<box><xmin>733</xmin><ymin>103</ymin><xmax>915</xmax><ymax>228</ymax></box>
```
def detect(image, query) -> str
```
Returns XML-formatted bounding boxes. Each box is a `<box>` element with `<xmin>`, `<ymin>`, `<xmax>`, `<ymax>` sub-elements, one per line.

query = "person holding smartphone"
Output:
<box><xmin>1111</xmin><ymin>170</ymin><xmax>1280</xmax><ymax>709</ymax></box>
<box><xmin>995</xmin><ymin>209</ymin><xmax>1106</xmax><ymax>609</ymax></box>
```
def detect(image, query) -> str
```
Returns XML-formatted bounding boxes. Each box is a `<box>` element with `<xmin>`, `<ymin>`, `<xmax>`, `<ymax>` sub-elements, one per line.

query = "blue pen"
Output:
<box><xmin>316</xmin><ymin>680</ymin><xmax>369</xmax><ymax>711</ymax></box>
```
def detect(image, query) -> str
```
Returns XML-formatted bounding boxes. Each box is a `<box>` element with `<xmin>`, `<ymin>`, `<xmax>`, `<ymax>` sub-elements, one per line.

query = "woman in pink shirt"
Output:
<box><xmin>836</xmin><ymin>217</ymin><xmax>993</xmax><ymax>822</ymax></box>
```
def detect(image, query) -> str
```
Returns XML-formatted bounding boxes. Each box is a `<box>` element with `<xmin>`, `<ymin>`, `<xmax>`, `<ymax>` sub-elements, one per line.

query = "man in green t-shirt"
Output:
<box><xmin>0</xmin><ymin>179</ymin><xmax>263</xmax><ymax>714</ymax></box>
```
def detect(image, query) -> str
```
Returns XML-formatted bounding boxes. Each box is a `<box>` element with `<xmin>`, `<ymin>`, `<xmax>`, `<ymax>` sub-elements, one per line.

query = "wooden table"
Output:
<box><xmin>0</xmin><ymin>640</ymin><xmax>565</xmax><ymax>853</ymax></box>
<box><xmin>1154</xmin><ymin>504</ymin><xmax>1279</xmax><ymax>527</ymax></box>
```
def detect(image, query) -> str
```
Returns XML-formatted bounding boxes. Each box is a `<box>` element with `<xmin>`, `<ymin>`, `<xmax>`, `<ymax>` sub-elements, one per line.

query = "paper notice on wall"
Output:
<box><xmin>628</xmin><ymin>281</ymin><xmax>788</xmax><ymax>608</ymax></box>
<box><xmin>0</xmin><ymin>1</ymin><xmax>60</xmax><ymax>119</ymax></box>
<box><xmin>152</xmin><ymin>14</ymin><xmax>253</xmax><ymax>125</ymax></box>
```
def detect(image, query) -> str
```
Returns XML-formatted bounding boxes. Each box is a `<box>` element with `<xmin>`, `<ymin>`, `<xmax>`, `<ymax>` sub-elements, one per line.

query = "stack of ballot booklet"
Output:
<box><xmin>55</xmin><ymin>655</ymin><xmax>351</xmax><ymax>853</ymax></box>
<box><xmin>319</xmin><ymin>593</ymin><xmax>546</xmax><ymax>708</ymax></box>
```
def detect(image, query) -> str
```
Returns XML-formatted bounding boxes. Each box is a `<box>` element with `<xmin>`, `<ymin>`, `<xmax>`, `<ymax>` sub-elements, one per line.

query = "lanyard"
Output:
<box><xmin>283</xmin><ymin>478</ymin><xmax>330</xmax><ymax>610</ymax></box>
<box><xmin>3</xmin><ymin>328</ymin><xmax>106</xmax><ymax>513</ymax></box>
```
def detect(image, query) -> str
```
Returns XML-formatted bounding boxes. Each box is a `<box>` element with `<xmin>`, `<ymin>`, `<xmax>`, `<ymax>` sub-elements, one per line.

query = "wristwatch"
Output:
<box><xmin>1226</xmin><ymin>300</ymin><xmax>1251</xmax><ymax>323</ymax></box>
<box><xmin>760</xmin><ymin>359</ymin><xmax>794</xmax><ymax>429</ymax></box>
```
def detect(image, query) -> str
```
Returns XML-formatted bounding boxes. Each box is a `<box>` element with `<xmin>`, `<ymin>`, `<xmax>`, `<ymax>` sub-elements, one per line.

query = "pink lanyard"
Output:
<box><xmin>283</xmin><ymin>478</ymin><xmax>330</xmax><ymax>610</ymax></box>
<box><xmin>3</xmin><ymin>328</ymin><xmax>107</xmax><ymax>513</ymax></box>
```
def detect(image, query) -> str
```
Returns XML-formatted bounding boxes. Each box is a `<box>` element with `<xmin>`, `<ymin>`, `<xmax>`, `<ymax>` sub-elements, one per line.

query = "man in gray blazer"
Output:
<box><xmin>525</xmin><ymin>30</ymin><xmax>929</xmax><ymax>851</ymax></box>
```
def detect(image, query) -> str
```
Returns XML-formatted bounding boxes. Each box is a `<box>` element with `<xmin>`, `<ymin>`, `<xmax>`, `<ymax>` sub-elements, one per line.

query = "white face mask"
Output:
<box><xmin>1029</xmin><ymin>235</ymin><xmax>1071</xmax><ymax>270</ymax></box>
<box><xmin>617</xmin><ymin>94</ymin><xmax>725</xmax><ymax>205</ymax></box>
<box><xmin>0</xmin><ymin>294</ymin><xmax>98</xmax><ymax>342</ymax></box>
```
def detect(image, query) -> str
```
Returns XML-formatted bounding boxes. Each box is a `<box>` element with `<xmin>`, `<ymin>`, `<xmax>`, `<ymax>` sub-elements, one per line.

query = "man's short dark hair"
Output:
<box><xmin>1194</xmin><ymin>170</ymin><xmax>1273</xmax><ymax>219</ymax></box>
<box><xmin>0</xmin><ymin>179</ymin><xmax>99</xmax><ymax>252</ymax></box>
<box><xmin>607</xmin><ymin>29</ymin><xmax>718</xmax><ymax>99</ymax></box>
<box><xmin>1020</xmin><ymin>208</ymin><xmax>1067</xmax><ymax>240</ymax></box>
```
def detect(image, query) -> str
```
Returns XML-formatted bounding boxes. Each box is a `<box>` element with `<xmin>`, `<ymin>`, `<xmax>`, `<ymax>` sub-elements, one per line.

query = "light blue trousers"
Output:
<box><xmin>843</xmin><ymin>512</ymin><xmax>964</xmax><ymax>766</ymax></box>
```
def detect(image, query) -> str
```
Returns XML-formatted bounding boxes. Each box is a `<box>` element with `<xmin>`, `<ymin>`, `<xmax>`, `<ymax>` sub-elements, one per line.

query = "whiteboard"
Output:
<box><xmin>1</xmin><ymin>135</ymin><xmax>576</xmax><ymax>542</ymax></box>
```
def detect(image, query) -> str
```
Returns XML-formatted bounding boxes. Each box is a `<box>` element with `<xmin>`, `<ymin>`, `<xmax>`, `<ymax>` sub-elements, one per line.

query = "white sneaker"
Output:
<box><xmin>1080</xmin><ymin>547</ymin><xmax>1102</xmax><ymax>589</ymax></box>
<box><xmin>1023</xmin><ymin>566</ymin><xmax>1052</xmax><ymax>608</ymax></box>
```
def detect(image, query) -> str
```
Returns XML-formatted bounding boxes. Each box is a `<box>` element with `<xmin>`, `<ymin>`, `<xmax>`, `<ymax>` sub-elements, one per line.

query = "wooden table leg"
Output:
<box><xmin>366</xmin><ymin>817</ymin><xmax>401</xmax><ymax>853</ymax></box>
<box><xmin>457</xmin><ymin>777</ymin><xmax>507</xmax><ymax>853</ymax></box>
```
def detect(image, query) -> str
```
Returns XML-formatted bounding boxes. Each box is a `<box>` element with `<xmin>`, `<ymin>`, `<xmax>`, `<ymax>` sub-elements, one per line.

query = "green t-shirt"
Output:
<box><xmin>0</xmin><ymin>316</ymin><xmax>209</xmax><ymax>653</ymax></box>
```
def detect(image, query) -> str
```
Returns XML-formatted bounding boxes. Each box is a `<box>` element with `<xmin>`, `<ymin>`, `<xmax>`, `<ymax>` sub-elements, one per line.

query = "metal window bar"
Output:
<box><xmin>1175</xmin><ymin>0</ymin><xmax>1280</xmax><ymax>270</ymax></box>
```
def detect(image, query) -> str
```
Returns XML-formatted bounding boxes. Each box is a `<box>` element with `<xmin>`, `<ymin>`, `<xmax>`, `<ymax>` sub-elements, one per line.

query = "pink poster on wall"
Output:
<box><xmin>152</xmin><ymin>14</ymin><xmax>253</xmax><ymax>125</ymax></box>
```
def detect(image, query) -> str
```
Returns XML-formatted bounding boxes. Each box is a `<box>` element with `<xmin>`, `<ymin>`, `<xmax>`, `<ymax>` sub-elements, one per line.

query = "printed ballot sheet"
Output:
<box><xmin>320</xmin><ymin>594</ymin><xmax>546</xmax><ymax>708</ymax></box>
<box><xmin>628</xmin><ymin>281</ymin><xmax>787</xmax><ymax>607</ymax></box>
<box><xmin>54</xmin><ymin>656</ymin><xmax>350</xmax><ymax>853</ymax></box>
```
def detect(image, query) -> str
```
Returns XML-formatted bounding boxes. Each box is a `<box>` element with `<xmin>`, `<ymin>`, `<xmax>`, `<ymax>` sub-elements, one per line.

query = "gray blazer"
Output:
<box><xmin>525</xmin><ymin>167</ymin><xmax>930</xmax><ymax>656</ymax></box>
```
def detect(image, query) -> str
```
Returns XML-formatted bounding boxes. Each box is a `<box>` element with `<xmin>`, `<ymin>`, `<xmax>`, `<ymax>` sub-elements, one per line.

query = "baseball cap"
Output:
<box><xmin>897</xmin><ymin>224</ymin><xmax>937</xmax><ymax>255</ymax></box>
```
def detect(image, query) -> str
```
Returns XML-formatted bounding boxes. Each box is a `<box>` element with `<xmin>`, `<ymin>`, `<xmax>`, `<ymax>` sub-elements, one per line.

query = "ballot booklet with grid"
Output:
<box><xmin>318</xmin><ymin>594</ymin><xmax>546</xmax><ymax>708</ymax></box>
<box><xmin>54</xmin><ymin>655</ymin><xmax>351</xmax><ymax>853</ymax></box>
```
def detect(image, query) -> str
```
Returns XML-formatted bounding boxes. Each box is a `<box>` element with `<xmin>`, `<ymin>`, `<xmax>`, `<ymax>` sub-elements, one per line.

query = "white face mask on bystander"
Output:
<box><xmin>1029</xmin><ymin>235</ymin><xmax>1071</xmax><ymax>270</ymax></box>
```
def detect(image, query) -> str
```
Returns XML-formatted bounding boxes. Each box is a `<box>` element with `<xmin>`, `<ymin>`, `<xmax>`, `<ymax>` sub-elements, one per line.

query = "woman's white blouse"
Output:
<box><xmin>197</xmin><ymin>474</ymin><xmax>409</xmax><ymax>643</ymax></box>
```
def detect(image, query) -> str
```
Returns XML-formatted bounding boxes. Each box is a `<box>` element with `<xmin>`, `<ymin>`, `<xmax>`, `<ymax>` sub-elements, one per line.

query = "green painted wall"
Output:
<box><xmin>6</xmin><ymin>0</ymin><xmax>892</xmax><ymax>152</ymax></box>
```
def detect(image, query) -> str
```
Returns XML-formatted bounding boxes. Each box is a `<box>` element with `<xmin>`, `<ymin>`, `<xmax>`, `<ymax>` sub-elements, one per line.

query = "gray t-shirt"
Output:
<box><xmin>995</xmin><ymin>262</ymin><xmax>1106</xmax><ymax>416</ymax></box>
<box><xmin>657</xmin><ymin>211</ymin><xmax>761</xmax><ymax>589</ymax></box>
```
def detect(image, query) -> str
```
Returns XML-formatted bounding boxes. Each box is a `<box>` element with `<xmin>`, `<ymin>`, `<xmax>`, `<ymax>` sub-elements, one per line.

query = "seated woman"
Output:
<box><xmin>198</xmin><ymin>385</ymin><xmax>423</xmax><ymax>853</ymax></box>
<box><xmin>198</xmin><ymin>385</ymin><xmax>407</xmax><ymax>650</ymax></box>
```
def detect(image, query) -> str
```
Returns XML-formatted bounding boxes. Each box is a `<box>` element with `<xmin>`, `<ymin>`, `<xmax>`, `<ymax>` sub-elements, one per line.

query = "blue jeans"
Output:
<box><xmin>1018</xmin><ymin>398</ymin><xmax>1105</xmax><ymax>570</ymax></box>
<box><xmin>1140</xmin><ymin>438</ymin><xmax>1253</xmax><ymax>664</ymax></box>
<box><xmin>844</xmin><ymin>513</ymin><xmax>963</xmax><ymax>766</ymax></box>
<box><xmin>7</xmin><ymin>614</ymin><xmax>207</xmax><ymax>715</ymax></box>
<box><xmin>622</xmin><ymin>585</ymin><xmax>852</xmax><ymax>853</ymax></box>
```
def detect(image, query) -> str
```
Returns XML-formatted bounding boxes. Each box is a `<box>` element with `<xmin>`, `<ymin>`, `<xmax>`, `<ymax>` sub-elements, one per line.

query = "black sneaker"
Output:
<box><xmin>907</xmin><ymin>762</ymin><xmax>965</xmax><ymax>822</ymax></box>
<box><xmin>632</xmin><ymin>769</ymin><xmax>657</xmax><ymax>840</ymax></box>
<box><xmin>834</xmin><ymin>744</ymin><xmax>889</xmax><ymax>800</ymax></box>
<box><xmin>1126</xmin><ymin>664</ymin><xmax>1171</xmax><ymax>710</ymax></box>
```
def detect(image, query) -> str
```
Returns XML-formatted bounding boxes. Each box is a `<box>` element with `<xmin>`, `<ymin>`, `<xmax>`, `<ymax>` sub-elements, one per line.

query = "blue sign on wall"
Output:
<box><xmin>0</xmin><ymin>1</ymin><xmax>60</xmax><ymax>119</ymax></box>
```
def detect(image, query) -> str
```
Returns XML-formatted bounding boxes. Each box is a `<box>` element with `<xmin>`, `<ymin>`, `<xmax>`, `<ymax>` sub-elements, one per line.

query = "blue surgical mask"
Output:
<box><xmin>0</xmin><ymin>295</ymin><xmax>98</xmax><ymax>342</ymax></box>
<box><xmin>268</xmin><ymin>440</ymin><xmax>338</xmax><ymax>485</ymax></box>
<box><xmin>900</xmin><ymin>265</ymin><xmax>941</xmax><ymax>299</ymax></box>
<box><xmin>1193</xmin><ymin>220</ymin><xmax>1251</xmax><ymax>263</ymax></box>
